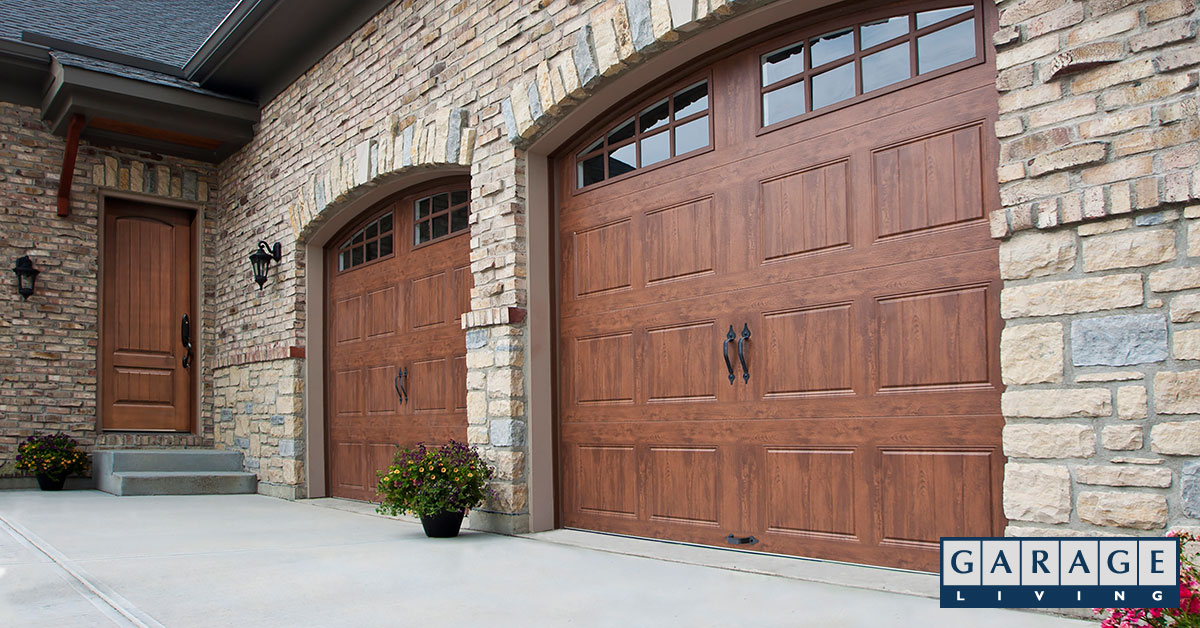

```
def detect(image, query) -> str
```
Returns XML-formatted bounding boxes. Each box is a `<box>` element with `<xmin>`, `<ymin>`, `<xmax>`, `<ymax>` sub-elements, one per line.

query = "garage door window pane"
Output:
<box><xmin>609</xmin><ymin>118</ymin><xmax>636</xmax><ymax>144</ymax></box>
<box><xmin>579</xmin><ymin>154</ymin><xmax>605</xmax><ymax>187</ymax></box>
<box><xmin>339</xmin><ymin>249</ymin><xmax>351</xmax><ymax>271</ymax></box>
<box><xmin>674</xmin><ymin>116</ymin><xmax>709</xmax><ymax>155</ymax></box>
<box><xmin>417</xmin><ymin>198</ymin><xmax>430</xmax><ymax>219</ymax></box>
<box><xmin>451</xmin><ymin>208</ymin><xmax>469</xmax><ymax>233</ymax></box>
<box><xmin>415</xmin><ymin>221</ymin><xmax>430</xmax><ymax>245</ymax></box>
<box><xmin>379</xmin><ymin>234</ymin><xmax>393</xmax><ymax>258</ymax></box>
<box><xmin>640</xmin><ymin>99</ymin><xmax>670</xmax><ymax>133</ymax></box>
<box><xmin>451</xmin><ymin>190</ymin><xmax>468</xmax><ymax>206</ymax></box>
<box><xmin>640</xmin><ymin>130</ymin><xmax>670</xmax><ymax>166</ymax></box>
<box><xmin>916</xmin><ymin>5</ymin><xmax>972</xmax><ymax>28</ymax></box>
<box><xmin>762</xmin><ymin>43</ymin><xmax>805</xmax><ymax>86</ymax></box>
<box><xmin>609</xmin><ymin>144</ymin><xmax>636</xmax><ymax>177</ymax></box>
<box><xmin>432</xmin><ymin>213</ymin><xmax>449</xmax><ymax>239</ymax></box>
<box><xmin>862</xmin><ymin>43</ymin><xmax>910</xmax><ymax>92</ymax></box>
<box><xmin>812</xmin><ymin>62</ymin><xmax>855</xmax><ymax>110</ymax></box>
<box><xmin>861</xmin><ymin>16</ymin><xmax>907</xmax><ymax>49</ymax></box>
<box><xmin>673</xmin><ymin>82</ymin><xmax>709</xmax><ymax>119</ymax></box>
<box><xmin>365</xmin><ymin>240</ymin><xmax>378</xmax><ymax>262</ymax></box>
<box><xmin>918</xmin><ymin>18</ymin><xmax>976</xmax><ymax>74</ymax></box>
<box><xmin>379</xmin><ymin>212</ymin><xmax>392</xmax><ymax>234</ymax></box>
<box><xmin>810</xmin><ymin>28</ymin><xmax>853</xmax><ymax>68</ymax></box>
<box><xmin>763</xmin><ymin>79</ymin><xmax>806</xmax><ymax>126</ymax></box>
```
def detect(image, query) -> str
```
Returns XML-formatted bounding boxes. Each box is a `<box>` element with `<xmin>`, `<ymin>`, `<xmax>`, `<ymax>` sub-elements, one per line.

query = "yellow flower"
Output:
<box><xmin>440</xmin><ymin>467</ymin><xmax>446</xmax><ymax>473</ymax></box>
<box><xmin>467</xmin><ymin>473</ymin><xmax>473</xmax><ymax>478</ymax></box>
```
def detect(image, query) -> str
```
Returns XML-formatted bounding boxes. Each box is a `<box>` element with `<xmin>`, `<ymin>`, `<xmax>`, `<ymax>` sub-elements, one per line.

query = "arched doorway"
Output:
<box><xmin>323</xmin><ymin>176</ymin><xmax>473</xmax><ymax>500</ymax></box>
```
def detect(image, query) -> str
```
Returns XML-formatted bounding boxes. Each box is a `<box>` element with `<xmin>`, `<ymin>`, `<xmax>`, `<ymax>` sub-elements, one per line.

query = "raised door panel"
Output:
<box><xmin>876</xmin><ymin>284</ymin><xmax>992</xmax><ymax>391</ymax></box>
<box><xmin>873</xmin><ymin>123</ymin><xmax>985</xmax><ymax>239</ymax></box>
<box><xmin>760</xmin><ymin>304</ymin><xmax>855</xmax><ymax>397</ymax></box>
<box><xmin>645</xmin><ymin>447</ymin><xmax>723</xmax><ymax>527</ymax></box>
<box><xmin>410</xmin><ymin>273</ymin><xmax>446</xmax><ymax>330</ymax></box>
<box><xmin>645</xmin><ymin>321</ymin><xmax>718</xmax><ymax>403</ymax></box>
<box><xmin>764</xmin><ymin>448</ymin><xmax>857</xmax><ymax>539</ymax></box>
<box><xmin>572</xmin><ymin>219</ymin><xmax>633</xmax><ymax>298</ymax></box>
<box><xmin>644</xmin><ymin>197</ymin><xmax>715</xmax><ymax>285</ymax></box>
<box><xmin>571</xmin><ymin>332</ymin><xmax>635</xmax><ymax>406</ymax></box>
<box><xmin>760</xmin><ymin>160</ymin><xmax>850</xmax><ymax>261</ymax></box>
<box><xmin>878</xmin><ymin>449</ymin><xmax>997</xmax><ymax>548</ymax></box>
<box><xmin>572</xmin><ymin>444</ymin><xmax>638</xmax><ymax>518</ymax></box>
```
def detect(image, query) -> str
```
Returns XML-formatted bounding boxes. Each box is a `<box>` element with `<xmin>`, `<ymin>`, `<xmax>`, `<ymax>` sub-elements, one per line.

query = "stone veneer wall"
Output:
<box><xmin>0</xmin><ymin>101</ymin><xmax>220</xmax><ymax>474</ymax></box>
<box><xmin>215</xmin><ymin>0</ymin><xmax>767</xmax><ymax>520</ymax></box>
<box><xmin>989</xmin><ymin>0</ymin><xmax>1200</xmax><ymax>534</ymax></box>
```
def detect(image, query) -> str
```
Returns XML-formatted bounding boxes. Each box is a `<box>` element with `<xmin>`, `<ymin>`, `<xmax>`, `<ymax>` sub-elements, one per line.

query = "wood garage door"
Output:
<box><xmin>325</xmin><ymin>179</ymin><xmax>472</xmax><ymax>501</ymax></box>
<box><xmin>555</xmin><ymin>0</ymin><xmax>1004</xmax><ymax>571</ymax></box>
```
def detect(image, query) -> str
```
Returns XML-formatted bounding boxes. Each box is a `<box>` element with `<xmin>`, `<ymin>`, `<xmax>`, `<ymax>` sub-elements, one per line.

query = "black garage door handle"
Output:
<box><xmin>723</xmin><ymin>326</ymin><xmax>736</xmax><ymax>385</ymax></box>
<box><xmin>738</xmin><ymin>323</ymin><xmax>751</xmax><ymax>383</ymax></box>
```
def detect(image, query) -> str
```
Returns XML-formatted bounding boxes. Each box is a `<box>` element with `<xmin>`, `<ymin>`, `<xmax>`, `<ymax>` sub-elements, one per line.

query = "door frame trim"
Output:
<box><xmin>96</xmin><ymin>190</ymin><xmax>203</xmax><ymax>434</ymax></box>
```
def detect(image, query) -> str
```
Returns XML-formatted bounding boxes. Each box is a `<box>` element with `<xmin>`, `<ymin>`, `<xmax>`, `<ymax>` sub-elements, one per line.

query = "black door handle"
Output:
<box><xmin>738</xmin><ymin>323</ymin><xmax>751</xmax><ymax>383</ymax></box>
<box><xmin>723</xmin><ymin>326</ymin><xmax>736</xmax><ymax>385</ymax></box>
<box><xmin>394</xmin><ymin>367</ymin><xmax>407</xmax><ymax>404</ymax></box>
<box><xmin>180</xmin><ymin>314</ymin><xmax>192</xmax><ymax>369</ymax></box>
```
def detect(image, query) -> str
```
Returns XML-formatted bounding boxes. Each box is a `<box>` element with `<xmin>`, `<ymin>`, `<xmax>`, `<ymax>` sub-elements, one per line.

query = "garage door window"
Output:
<box><xmin>576</xmin><ymin>79</ymin><xmax>711</xmax><ymax>190</ymax></box>
<box><xmin>761</xmin><ymin>3</ymin><xmax>979</xmax><ymax>127</ymax></box>
<box><xmin>337</xmin><ymin>211</ymin><xmax>394</xmax><ymax>271</ymax></box>
<box><xmin>414</xmin><ymin>189</ymin><xmax>470</xmax><ymax>245</ymax></box>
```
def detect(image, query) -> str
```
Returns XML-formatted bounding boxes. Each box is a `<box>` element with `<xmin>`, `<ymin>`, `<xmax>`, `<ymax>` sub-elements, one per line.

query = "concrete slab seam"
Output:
<box><xmin>0</xmin><ymin>514</ymin><xmax>162</xmax><ymax>628</ymax></box>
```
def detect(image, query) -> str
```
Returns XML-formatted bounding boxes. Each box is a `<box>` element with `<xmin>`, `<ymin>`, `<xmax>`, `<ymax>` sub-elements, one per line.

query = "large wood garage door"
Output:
<box><xmin>325</xmin><ymin>179</ymin><xmax>472</xmax><ymax>500</ymax></box>
<box><xmin>555</xmin><ymin>0</ymin><xmax>1003</xmax><ymax>571</ymax></box>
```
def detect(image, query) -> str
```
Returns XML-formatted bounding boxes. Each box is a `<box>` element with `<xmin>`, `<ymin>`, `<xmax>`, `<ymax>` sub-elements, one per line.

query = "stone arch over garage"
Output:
<box><xmin>292</xmin><ymin>107</ymin><xmax>476</xmax><ymax>497</ymax></box>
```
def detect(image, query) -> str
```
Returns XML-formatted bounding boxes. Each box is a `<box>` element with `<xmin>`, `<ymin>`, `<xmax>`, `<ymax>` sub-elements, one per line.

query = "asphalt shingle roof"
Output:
<box><xmin>0</xmin><ymin>0</ymin><xmax>239</xmax><ymax>68</ymax></box>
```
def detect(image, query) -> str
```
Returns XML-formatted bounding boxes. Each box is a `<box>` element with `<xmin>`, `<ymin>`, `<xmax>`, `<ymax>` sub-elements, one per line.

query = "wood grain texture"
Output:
<box><xmin>101</xmin><ymin>200</ymin><xmax>194</xmax><ymax>431</ymax></box>
<box><xmin>324</xmin><ymin>179</ymin><xmax>471</xmax><ymax>501</ymax></box>
<box><xmin>554</xmin><ymin>0</ymin><xmax>1003</xmax><ymax>572</ymax></box>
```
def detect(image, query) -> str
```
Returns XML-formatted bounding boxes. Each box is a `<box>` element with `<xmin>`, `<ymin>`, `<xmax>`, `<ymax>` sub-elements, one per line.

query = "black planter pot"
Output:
<box><xmin>419</xmin><ymin>510</ymin><xmax>465</xmax><ymax>538</ymax></box>
<box><xmin>36</xmin><ymin>474</ymin><xmax>66</xmax><ymax>491</ymax></box>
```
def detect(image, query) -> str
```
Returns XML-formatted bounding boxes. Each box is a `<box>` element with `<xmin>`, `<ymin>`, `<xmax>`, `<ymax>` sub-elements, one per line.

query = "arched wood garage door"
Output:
<box><xmin>325</xmin><ymin>178</ymin><xmax>472</xmax><ymax>501</ymax></box>
<box><xmin>554</xmin><ymin>0</ymin><xmax>1004</xmax><ymax>571</ymax></box>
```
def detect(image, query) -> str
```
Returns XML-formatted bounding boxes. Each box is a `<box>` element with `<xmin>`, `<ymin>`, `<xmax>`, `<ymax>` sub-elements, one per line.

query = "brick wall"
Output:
<box><xmin>989</xmin><ymin>0</ymin><xmax>1200</xmax><ymax>534</ymax></box>
<box><xmin>0</xmin><ymin>101</ymin><xmax>221</xmax><ymax>473</ymax></box>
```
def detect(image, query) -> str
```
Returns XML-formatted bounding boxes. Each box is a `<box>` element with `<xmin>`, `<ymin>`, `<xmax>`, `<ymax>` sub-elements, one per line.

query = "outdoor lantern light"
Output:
<box><xmin>12</xmin><ymin>255</ymin><xmax>38</xmax><ymax>300</ymax></box>
<box><xmin>249</xmin><ymin>241</ymin><xmax>282</xmax><ymax>289</ymax></box>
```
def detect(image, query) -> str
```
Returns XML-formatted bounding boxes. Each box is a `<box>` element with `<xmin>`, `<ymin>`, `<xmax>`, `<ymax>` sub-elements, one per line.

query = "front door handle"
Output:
<box><xmin>738</xmin><ymin>323</ymin><xmax>751</xmax><ymax>383</ymax></box>
<box><xmin>723</xmin><ymin>326</ymin><xmax>736</xmax><ymax>385</ymax></box>
<box><xmin>394</xmin><ymin>367</ymin><xmax>407</xmax><ymax>404</ymax></box>
<box><xmin>180</xmin><ymin>314</ymin><xmax>193</xmax><ymax>369</ymax></box>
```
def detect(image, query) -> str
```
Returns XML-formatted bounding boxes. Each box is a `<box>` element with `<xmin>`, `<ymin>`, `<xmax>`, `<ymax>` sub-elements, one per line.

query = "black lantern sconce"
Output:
<box><xmin>12</xmin><ymin>255</ymin><xmax>39</xmax><ymax>300</ymax></box>
<box><xmin>249</xmin><ymin>241</ymin><xmax>282</xmax><ymax>289</ymax></box>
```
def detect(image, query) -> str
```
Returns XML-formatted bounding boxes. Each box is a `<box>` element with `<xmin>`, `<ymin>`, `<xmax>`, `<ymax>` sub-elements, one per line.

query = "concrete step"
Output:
<box><xmin>93</xmin><ymin>449</ymin><xmax>256</xmax><ymax>496</ymax></box>
<box><xmin>94</xmin><ymin>449</ymin><xmax>246</xmax><ymax>472</ymax></box>
<box><xmin>108</xmin><ymin>471</ymin><xmax>258</xmax><ymax>496</ymax></box>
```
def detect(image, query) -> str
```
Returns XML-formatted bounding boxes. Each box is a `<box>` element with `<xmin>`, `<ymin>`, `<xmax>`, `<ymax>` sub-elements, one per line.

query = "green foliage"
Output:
<box><xmin>15</xmin><ymin>433</ymin><xmax>88</xmax><ymax>480</ymax></box>
<box><xmin>375</xmin><ymin>440</ymin><xmax>495</xmax><ymax>517</ymax></box>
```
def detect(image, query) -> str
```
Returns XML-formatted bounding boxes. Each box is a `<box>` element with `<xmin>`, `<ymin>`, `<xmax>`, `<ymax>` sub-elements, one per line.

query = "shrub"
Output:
<box><xmin>15</xmin><ymin>433</ymin><xmax>89</xmax><ymax>480</ymax></box>
<box><xmin>1096</xmin><ymin>531</ymin><xmax>1200</xmax><ymax>628</ymax></box>
<box><xmin>375</xmin><ymin>440</ymin><xmax>494</xmax><ymax>517</ymax></box>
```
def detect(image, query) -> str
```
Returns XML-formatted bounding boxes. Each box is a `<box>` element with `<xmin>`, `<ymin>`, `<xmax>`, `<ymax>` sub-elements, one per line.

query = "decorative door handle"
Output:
<box><xmin>723</xmin><ymin>326</ymin><xmax>736</xmax><ymax>385</ymax></box>
<box><xmin>725</xmin><ymin>534</ymin><xmax>758</xmax><ymax>545</ymax></box>
<box><xmin>738</xmin><ymin>323</ymin><xmax>751</xmax><ymax>383</ymax></box>
<box><xmin>180</xmin><ymin>314</ymin><xmax>192</xmax><ymax>369</ymax></box>
<box><xmin>394</xmin><ymin>367</ymin><xmax>407</xmax><ymax>404</ymax></box>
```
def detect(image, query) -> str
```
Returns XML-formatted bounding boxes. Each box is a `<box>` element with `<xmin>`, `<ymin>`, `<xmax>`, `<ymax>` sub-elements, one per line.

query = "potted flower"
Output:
<box><xmin>15</xmin><ymin>432</ymin><xmax>89</xmax><ymax>491</ymax></box>
<box><xmin>376</xmin><ymin>440</ymin><xmax>494</xmax><ymax>537</ymax></box>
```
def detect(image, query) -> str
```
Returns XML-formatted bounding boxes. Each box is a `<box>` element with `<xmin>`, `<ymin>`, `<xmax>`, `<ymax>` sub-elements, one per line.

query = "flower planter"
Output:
<box><xmin>419</xmin><ymin>510</ymin><xmax>465</xmax><ymax>538</ymax></box>
<box><xmin>36</xmin><ymin>474</ymin><xmax>66</xmax><ymax>491</ymax></box>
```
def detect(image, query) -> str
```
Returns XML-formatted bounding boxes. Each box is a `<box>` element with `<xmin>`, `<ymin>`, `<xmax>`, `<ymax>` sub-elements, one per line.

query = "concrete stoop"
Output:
<box><xmin>93</xmin><ymin>449</ymin><xmax>257</xmax><ymax>496</ymax></box>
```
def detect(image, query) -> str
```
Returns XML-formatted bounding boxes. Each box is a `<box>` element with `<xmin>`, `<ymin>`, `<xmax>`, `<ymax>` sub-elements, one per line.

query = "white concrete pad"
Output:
<box><xmin>0</xmin><ymin>490</ymin><xmax>1092</xmax><ymax>627</ymax></box>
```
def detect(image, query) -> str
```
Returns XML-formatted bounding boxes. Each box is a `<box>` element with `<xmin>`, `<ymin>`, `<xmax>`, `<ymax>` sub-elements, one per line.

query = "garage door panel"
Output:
<box><xmin>333</xmin><ymin>369</ymin><xmax>363</xmax><ymax>417</ymax></box>
<box><xmin>365</xmin><ymin>365</ymin><xmax>399</xmax><ymax>414</ymax></box>
<box><xmin>760</xmin><ymin>159</ymin><xmax>851</xmax><ymax>262</ymax></box>
<box><xmin>878</xmin><ymin>448</ymin><xmax>998</xmax><ymax>546</ymax></box>
<box><xmin>645</xmin><ymin>446</ymin><xmax>723</xmax><ymax>527</ymax></box>
<box><xmin>409</xmin><ymin>357</ymin><xmax>447</xmax><ymax>413</ymax></box>
<box><xmin>333</xmin><ymin>296</ymin><xmax>363</xmax><ymax>344</ymax></box>
<box><xmin>409</xmin><ymin>272</ymin><xmax>447</xmax><ymax>329</ymax></box>
<box><xmin>759</xmin><ymin>303</ymin><xmax>857</xmax><ymax>398</ymax></box>
<box><xmin>366</xmin><ymin>286</ymin><xmax>399</xmax><ymax>339</ymax></box>
<box><xmin>572</xmin><ymin>444</ymin><xmax>638</xmax><ymax>518</ymax></box>
<box><xmin>645</xmin><ymin>321</ymin><xmax>720</xmax><ymax>403</ymax></box>
<box><xmin>572</xmin><ymin>332</ymin><xmax>635</xmax><ymax>405</ymax></box>
<box><xmin>644</xmin><ymin>197</ymin><xmax>716</xmax><ymax>285</ymax></box>
<box><xmin>764</xmin><ymin>448</ymin><xmax>858</xmax><ymax>539</ymax></box>
<box><xmin>873</xmin><ymin>122</ymin><xmax>986</xmax><ymax>239</ymax></box>
<box><xmin>571</xmin><ymin>219</ymin><xmax>634</xmax><ymax>298</ymax></box>
<box><xmin>876</xmin><ymin>283</ymin><xmax>993</xmax><ymax>391</ymax></box>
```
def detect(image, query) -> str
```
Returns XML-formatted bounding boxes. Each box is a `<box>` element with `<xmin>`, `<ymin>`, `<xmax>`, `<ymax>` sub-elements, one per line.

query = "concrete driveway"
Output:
<box><xmin>0</xmin><ymin>490</ymin><xmax>1090</xmax><ymax>627</ymax></box>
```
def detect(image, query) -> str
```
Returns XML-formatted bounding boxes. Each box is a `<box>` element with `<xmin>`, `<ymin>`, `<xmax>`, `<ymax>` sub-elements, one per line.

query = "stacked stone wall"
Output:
<box><xmin>992</xmin><ymin>0</ymin><xmax>1200</xmax><ymax>534</ymax></box>
<box><xmin>0</xmin><ymin>101</ymin><xmax>220</xmax><ymax>473</ymax></box>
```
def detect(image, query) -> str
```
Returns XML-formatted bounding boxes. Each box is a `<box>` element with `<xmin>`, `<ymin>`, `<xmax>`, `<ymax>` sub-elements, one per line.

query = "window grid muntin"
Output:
<box><xmin>575</xmin><ymin>79</ymin><xmax>711</xmax><ymax>190</ymax></box>
<box><xmin>338</xmin><ymin>211</ymin><xmax>394</xmax><ymax>272</ymax></box>
<box><xmin>759</xmin><ymin>4</ymin><xmax>979</xmax><ymax>128</ymax></box>
<box><xmin>414</xmin><ymin>189</ymin><xmax>470</xmax><ymax>246</ymax></box>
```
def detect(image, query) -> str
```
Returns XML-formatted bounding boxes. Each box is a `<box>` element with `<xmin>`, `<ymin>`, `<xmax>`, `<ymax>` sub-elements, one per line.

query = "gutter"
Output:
<box><xmin>183</xmin><ymin>0</ymin><xmax>280</xmax><ymax>83</ymax></box>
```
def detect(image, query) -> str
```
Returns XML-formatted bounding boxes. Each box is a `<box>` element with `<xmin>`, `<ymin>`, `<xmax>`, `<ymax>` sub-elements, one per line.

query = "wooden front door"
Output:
<box><xmin>555</xmin><ymin>0</ymin><xmax>1003</xmax><ymax>571</ymax></box>
<box><xmin>101</xmin><ymin>199</ymin><xmax>195</xmax><ymax>431</ymax></box>
<box><xmin>324</xmin><ymin>180</ymin><xmax>472</xmax><ymax>501</ymax></box>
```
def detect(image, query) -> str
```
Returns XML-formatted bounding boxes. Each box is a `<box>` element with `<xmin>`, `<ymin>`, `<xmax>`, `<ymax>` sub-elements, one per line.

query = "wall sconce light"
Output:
<box><xmin>249</xmin><ymin>241</ymin><xmax>282</xmax><ymax>290</ymax></box>
<box><xmin>12</xmin><ymin>255</ymin><xmax>39</xmax><ymax>300</ymax></box>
